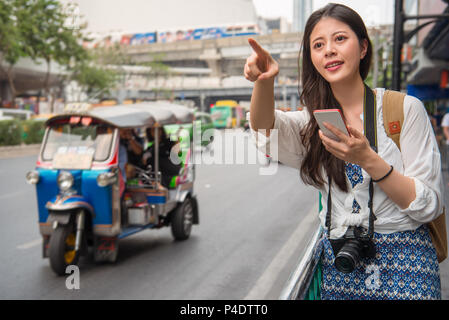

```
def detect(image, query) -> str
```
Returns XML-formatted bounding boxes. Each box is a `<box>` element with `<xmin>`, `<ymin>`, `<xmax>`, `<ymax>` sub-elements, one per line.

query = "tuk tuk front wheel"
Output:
<box><xmin>49</xmin><ymin>224</ymin><xmax>81</xmax><ymax>276</ymax></box>
<box><xmin>171</xmin><ymin>198</ymin><xmax>193</xmax><ymax>241</ymax></box>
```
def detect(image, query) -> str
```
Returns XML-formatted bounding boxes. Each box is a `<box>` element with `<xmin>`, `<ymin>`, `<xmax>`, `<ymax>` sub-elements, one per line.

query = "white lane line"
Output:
<box><xmin>0</xmin><ymin>190</ymin><xmax>28</xmax><ymax>200</ymax></box>
<box><xmin>243</xmin><ymin>203</ymin><xmax>319</xmax><ymax>300</ymax></box>
<box><xmin>17</xmin><ymin>238</ymin><xmax>42</xmax><ymax>250</ymax></box>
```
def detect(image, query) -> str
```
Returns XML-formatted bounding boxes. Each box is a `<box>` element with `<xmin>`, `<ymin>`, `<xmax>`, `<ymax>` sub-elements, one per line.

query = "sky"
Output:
<box><xmin>253</xmin><ymin>0</ymin><xmax>396</xmax><ymax>27</ymax></box>
<box><xmin>62</xmin><ymin>0</ymin><xmax>403</xmax><ymax>34</ymax></box>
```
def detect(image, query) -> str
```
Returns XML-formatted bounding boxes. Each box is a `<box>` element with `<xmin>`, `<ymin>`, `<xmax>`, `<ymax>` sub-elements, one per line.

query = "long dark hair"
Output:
<box><xmin>298</xmin><ymin>3</ymin><xmax>373</xmax><ymax>192</ymax></box>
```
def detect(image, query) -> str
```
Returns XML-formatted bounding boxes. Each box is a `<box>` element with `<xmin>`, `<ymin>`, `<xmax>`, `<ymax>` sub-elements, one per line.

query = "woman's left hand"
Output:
<box><xmin>318</xmin><ymin>122</ymin><xmax>374</xmax><ymax>166</ymax></box>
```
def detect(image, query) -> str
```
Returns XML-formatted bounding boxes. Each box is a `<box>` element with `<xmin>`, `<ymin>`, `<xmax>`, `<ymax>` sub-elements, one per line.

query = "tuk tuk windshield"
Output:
<box><xmin>42</xmin><ymin>123</ymin><xmax>114</xmax><ymax>162</ymax></box>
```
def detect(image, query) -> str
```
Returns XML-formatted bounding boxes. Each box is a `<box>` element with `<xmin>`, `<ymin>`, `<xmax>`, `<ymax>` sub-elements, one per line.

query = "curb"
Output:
<box><xmin>0</xmin><ymin>144</ymin><xmax>41</xmax><ymax>159</ymax></box>
<box><xmin>0</xmin><ymin>144</ymin><xmax>41</xmax><ymax>152</ymax></box>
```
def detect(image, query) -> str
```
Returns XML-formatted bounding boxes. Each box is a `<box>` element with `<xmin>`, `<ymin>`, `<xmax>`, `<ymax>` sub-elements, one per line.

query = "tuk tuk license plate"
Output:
<box><xmin>52</xmin><ymin>153</ymin><xmax>93</xmax><ymax>170</ymax></box>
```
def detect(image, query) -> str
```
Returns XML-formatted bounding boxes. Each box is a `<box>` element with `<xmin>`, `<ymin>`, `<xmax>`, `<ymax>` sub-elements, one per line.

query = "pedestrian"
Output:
<box><xmin>244</xmin><ymin>3</ymin><xmax>444</xmax><ymax>300</ymax></box>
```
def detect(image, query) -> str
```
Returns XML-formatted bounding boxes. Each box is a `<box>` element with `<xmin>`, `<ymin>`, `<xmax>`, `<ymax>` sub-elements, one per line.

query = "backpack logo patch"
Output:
<box><xmin>388</xmin><ymin>121</ymin><xmax>401</xmax><ymax>134</ymax></box>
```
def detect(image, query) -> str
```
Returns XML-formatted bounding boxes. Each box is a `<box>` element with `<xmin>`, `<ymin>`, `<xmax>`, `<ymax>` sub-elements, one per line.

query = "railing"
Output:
<box><xmin>279</xmin><ymin>226</ymin><xmax>323</xmax><ymax>300</ymax></box>
<box><xmin>279</xmin><ymin>192</ymin><xmax>324</xmax><ymax>300</ymax></box>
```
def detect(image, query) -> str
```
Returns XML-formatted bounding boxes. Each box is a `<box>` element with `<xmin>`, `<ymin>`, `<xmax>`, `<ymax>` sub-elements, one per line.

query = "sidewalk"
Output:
<box><xmin>0</xmin><ymin>144</ymin><xmax>40</xmax><ymax>159</ymax></box>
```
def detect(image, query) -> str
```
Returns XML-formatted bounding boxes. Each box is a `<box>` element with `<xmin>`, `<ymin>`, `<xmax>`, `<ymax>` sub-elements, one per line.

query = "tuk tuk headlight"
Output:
<box><xmin>26</xmin><ymin>170</ymin><xmax>40</xmax><ymax>184</ymax></box>
<box><xmin>97</xmin><ymin>172</ymin><xmax>117</xmax><ymax>187</ymax></box>
<box><xmin>57</xmin><ymin>171</ymin><xmax>74</xmax><ymax>191</ymax></box>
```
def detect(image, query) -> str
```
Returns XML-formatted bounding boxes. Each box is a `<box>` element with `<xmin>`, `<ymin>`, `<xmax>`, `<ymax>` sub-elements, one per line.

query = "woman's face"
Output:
<box><xmin>309</xmin><ymin>17</ymin><xmax>367</xmax><ymax>85</ymax></box>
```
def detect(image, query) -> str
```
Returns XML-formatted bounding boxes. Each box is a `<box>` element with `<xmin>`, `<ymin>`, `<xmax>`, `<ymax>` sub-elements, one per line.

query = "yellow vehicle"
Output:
<box><xmin>210</xmin><ymin>100</ymin><xmax>243</xmax><ymax>129</ymax></box>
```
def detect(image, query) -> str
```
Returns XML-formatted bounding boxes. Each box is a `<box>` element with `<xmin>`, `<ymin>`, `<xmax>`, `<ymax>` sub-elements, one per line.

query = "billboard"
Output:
<box><xmin>85</xmin><ymin>24</ymin><xmax>260</xmax><ymax>47</ymax></box>
<box><xmin>130</xmin><ymin>32</ymin><xmax>157</xmax><ymax>45</ymax></box>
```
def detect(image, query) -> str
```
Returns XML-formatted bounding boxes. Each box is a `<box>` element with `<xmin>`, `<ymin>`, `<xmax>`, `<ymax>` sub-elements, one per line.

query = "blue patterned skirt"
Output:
<box><xmin>320</xmin><ymin>225</ymin><xmax>441</xmax><ymax>300</ymax></box>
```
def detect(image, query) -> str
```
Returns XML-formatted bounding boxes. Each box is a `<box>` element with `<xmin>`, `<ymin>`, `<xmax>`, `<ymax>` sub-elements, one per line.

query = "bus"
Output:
<box><xmin>210</xmin><ymin>100</ymin><xmax>243</xmax><ymax>129</ymax></box>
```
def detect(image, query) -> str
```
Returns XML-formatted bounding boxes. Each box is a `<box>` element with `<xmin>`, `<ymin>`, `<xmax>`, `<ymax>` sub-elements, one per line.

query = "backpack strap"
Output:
<box><xmin>382</xmin><ymin>90</ymin><xmax>406</xmax><ymax>150</ymax></box>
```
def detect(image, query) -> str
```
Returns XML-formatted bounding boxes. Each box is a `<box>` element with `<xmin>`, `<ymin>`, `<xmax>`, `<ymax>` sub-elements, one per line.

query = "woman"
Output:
<box><xmin>245</xmin><ymin>3</ymin><xmax>443</xmax><ymax>300</ymax></box>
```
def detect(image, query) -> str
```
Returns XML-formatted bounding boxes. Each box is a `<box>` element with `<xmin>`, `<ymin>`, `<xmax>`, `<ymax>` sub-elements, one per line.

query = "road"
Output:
<box><xmin>0</xmin><ymin>130</ymin><xmax>319</xmax><ymax>299</ymax></box>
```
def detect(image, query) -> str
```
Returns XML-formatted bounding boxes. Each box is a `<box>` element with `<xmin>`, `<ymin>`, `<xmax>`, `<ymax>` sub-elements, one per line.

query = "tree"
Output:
<box><xmin>20</xmin><ymin>0</ymin><xmax>88</xmax><ymax>111</ymax></box>
<box><xmin>0</xmin><ymin>0</ymin><xmax>90</xmax><ymax>109</ymax></box>
<box><xmin>68</xmin><ymin>44</ymin><xmax>131</xmax><ymax>101</ymax></box>
<box><xmin>70</xmin><ymin>60</ymin><xmax>119</xmax><ymax>101</ymax></box>
<box><xmin>142</xmin><ymin>53</ymin><xmax>171</xmax><ymax>100</ymax></box>
<box><xmin>0</xmin><ymin>0</ymin><xmax>29</xmax><ymax>106</ymax></box>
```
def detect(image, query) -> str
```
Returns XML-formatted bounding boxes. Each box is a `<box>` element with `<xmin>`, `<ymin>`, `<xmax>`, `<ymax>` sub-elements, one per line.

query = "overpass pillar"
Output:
<box><xmin>199</xmin><ymin>48</ymin><xmax>222</xmax><ymax>78</ymax></box>
<box><xmin>199</xmin><ymin>92</ymin><xmax>206</xmax><ymax>112</ymax></box>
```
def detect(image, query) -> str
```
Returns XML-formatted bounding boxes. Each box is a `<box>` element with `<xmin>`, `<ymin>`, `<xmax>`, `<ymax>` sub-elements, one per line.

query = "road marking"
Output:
<box><xmin>243</xmin><ymin>203</ymin><xmax>319</xmax><ymax>300</ymax></box>
<box><xmin>0</xmin><ymin>190</ymin><xmax>28</xmax><ymax>200</ymax></box>
<box><xmin>17</xmin><ymin>238</ymin><xmax>42</xmax><ymax>250</ymax></box>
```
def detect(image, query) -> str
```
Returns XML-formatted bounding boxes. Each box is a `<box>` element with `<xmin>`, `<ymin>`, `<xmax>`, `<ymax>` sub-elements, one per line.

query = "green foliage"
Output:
<box><xmin>90</xmin><ymin>44</ymin><xmax>133</xmax><ymax>66</ymax></box>
<box><xmin>19</xmin><ymin>0</ymin><xmax>88</xmax><ymax>103</ymax></box>
<box><xmin>24</xmin><ymin>1</ymin><xmax>86</xmax><ymax>62</ymax></box>
<box><xmin>68</xmin><ymin>44</ymin><xmax>132</xmax><ymax>100</ymax></box>
<box><xmin>0</xmin><ymin>0</ymin><xmax>89</xmax><ymax>107</ymax></box>
<box><xmin>0</xmin><ymin>1</ymin><xmax>169</xmax><ymax>104</ymax></box>
<box><xmin>21</xmin><ymin>119</ymin><xmax>46</xmax><ymax>144</ymax></box>
<box><xmin>0</xmin><ymin>1</ymin><xmax>26</xmax><ymax>66</ymax></box>
<box><xmin>144</xmin><ymin>53</ymin><xmax>170</xmax><ymax>75</ymax></box>
<box><xmin>71</xmin><ymin>61</ymin><xmax>119</xmax><ymax>99</ymax></box>
<box><xmin>0</xmin><ymin>120</ymin><xmax>22</xmax><ymax>146</ymax></box>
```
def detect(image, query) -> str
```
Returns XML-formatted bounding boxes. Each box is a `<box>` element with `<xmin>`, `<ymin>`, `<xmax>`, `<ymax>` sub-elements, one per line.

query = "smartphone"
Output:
<box><xmin>313</xmin><ymin>109</ymin><xmax>349</xmax><ymax>141</ymax></box>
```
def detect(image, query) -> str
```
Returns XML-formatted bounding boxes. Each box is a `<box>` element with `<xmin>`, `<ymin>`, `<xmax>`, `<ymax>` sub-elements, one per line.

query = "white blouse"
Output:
<box><xmin>248</xmin><ymin>88</ymin><xmax>444</xmax><ymax>238</ymax></box>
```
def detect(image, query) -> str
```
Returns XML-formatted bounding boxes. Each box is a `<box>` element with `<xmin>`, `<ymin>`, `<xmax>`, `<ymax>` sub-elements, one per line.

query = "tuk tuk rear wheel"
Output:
<box><xmin>171</xmin><ymin>198</ymin><xmax>193</xmax><ymax>241</ymax></box>
<box><xmin>49</xmin><ymin>224</ymin><xmax>81</xmax><ymax>276</ymax></box>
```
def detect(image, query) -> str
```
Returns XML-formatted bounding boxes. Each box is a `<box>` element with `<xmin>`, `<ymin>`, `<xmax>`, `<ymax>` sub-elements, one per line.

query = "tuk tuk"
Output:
<box><xmin>26</xmin><ymin>102</ymin><xmax>199</xmax><ymax>275</ymax></box>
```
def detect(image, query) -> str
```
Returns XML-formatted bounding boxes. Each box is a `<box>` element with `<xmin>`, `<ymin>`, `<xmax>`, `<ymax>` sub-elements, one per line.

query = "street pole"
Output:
<box><xmin>392</xmin><ymin>0</ymin><xmax>404</xmax><ymax>91</ymax></box>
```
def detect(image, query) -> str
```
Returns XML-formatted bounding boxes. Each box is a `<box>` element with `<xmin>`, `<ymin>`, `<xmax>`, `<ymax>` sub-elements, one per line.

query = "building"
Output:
<box><xmin>293</xmin><ymin>0</ymin><xmax>313</xmax><ymax>32</ymax></box>
<box><xmin>261</xmin><ymin>17</ymin><xmax>292</xmax><ymax>34</ymax></box>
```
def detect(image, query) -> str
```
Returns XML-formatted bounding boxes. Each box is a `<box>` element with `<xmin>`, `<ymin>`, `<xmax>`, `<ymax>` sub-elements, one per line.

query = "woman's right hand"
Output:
<box><xmin>244</xmin><ymin>38</ymin><xmax>279</xmax><ymax>82</ymax></box>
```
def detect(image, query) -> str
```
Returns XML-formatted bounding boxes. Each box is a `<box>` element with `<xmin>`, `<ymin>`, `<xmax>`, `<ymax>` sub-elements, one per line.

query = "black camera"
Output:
<box><xmin>329</xmin><ymin>226</ymin><xmax>376</xmax><ymax>274</ymax></box>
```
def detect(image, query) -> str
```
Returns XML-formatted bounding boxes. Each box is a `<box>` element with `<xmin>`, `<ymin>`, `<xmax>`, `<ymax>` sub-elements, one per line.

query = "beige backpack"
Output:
<box><xmin>382</xmin><ymin>90</ymin><xmax>447</xmax><ymax>263</ymax></box>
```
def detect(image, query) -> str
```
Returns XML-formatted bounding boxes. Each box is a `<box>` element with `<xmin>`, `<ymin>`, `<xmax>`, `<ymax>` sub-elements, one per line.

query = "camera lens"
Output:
<box><xmin>334</xmin><ymin>239</ymin><xmax>363</xmax><ymax>273</ymax></box>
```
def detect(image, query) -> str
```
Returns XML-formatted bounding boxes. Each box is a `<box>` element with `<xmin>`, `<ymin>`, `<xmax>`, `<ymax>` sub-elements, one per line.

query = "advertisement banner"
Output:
<box><xmin>130</xmin><ymin>32</ymin><xmax>157</xmax><ymax>45</ymax></box>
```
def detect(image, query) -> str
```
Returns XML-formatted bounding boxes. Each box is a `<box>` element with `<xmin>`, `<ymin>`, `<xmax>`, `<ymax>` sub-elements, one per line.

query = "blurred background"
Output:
<box><xmin>2</xmin><ymin>0</ymin><xmax>446</xmax><ymax>117</ymax></box>
<box><xmin>1</xmin><ymin>0</ymin><xmax>448</xmax><ymax>300</ymax></box>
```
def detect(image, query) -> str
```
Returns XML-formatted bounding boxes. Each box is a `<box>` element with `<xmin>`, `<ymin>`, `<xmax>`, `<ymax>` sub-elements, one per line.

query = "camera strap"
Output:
<box><xmin>326</xmin><ymin>83</ymin><xmax>377</xmax><ymax>239</ymax></box>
